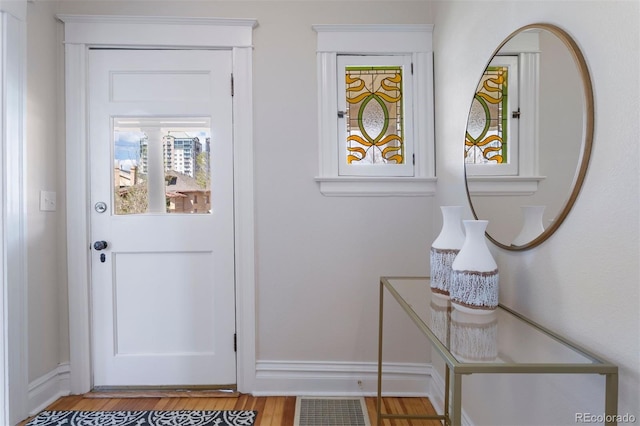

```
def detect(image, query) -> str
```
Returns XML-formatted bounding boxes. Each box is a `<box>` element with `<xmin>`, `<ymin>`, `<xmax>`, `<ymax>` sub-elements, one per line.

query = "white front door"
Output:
<box><xmin>88</xmin><ymin>49</ymin><xmax>236</xmax><ymax>387</ymax></box>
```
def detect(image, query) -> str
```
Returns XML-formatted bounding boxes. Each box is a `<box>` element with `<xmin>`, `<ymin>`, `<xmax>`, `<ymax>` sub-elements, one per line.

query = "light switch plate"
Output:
<box><xmin>40</xmin><ymin>190</ymin><xmax>56</xmax><ymax>212</ymax></box>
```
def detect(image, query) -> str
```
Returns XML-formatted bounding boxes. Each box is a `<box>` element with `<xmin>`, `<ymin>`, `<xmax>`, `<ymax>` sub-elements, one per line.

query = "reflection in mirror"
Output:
<box><xmin>464</xmin><ymin>24</ymin><xmax>593</xmax><ymax>250</ymax></box>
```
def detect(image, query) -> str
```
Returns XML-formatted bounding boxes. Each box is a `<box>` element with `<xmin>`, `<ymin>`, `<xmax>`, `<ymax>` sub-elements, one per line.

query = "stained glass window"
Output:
<box><xmin>465</xmin><ymin>66</ymin><xmax>509</xmax><ymax>165</ymax></box>
<box><xmin>344</xmin><ymin>66</ymin><xmax>404</xmax><ymax>165</ymax></box>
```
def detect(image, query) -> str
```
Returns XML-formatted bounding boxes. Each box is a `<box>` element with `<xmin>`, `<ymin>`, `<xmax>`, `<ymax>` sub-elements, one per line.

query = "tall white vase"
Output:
<box><xmin>450</xmin><ymin>220</ymin><xmax>499</xmax><ymax>313</ymax></box>
<box><xmin>430</xmin><ymin>206</ymin><xmax>465</xmax><ymax>298</ymax></box>
<box><xmin>512</xmin><ymin>205</ymin><xmax>546</xmax><ymax>246</ymax></box>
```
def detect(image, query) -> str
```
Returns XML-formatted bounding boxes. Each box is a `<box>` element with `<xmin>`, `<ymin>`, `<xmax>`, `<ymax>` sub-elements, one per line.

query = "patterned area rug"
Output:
<box><xmin>26</xmin><ymin>410</ymin><xmax>257</xmax><ymax>426</ymax></box>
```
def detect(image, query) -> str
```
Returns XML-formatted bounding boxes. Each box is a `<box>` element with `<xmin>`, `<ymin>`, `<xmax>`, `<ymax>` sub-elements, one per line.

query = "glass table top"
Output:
<box><xmin>382</xmin><ymin>277</ymin><xmax>613</xmax><ymax>369</ymax></box>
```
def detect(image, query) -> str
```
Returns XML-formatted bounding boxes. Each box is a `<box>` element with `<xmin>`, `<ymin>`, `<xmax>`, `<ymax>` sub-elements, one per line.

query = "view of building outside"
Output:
<box><xmin>113</xmin><ymin>118</ymin><xmax>212</xmax><ymax>215</ymax></box>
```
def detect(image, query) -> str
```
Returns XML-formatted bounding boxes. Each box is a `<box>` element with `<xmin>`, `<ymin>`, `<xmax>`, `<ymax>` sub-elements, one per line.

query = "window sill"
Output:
<box><xmin>315</xmin><ymin>176</ymin><xmax>437</xmax><ymax>197</ymax></box>
<box><xmin>466</xmin><ymin>175</ymin><xmax>546</xmax><ymax>196</ymax></box>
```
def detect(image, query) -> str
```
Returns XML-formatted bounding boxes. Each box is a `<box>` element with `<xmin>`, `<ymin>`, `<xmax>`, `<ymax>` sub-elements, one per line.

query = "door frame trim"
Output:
<box><xmin>58</xmin><ymin>14</ymin><xmax>258</xmax><ymax>394</ymax></box>
<box><xmin>1</xmin><ymin>4</ymin><xmax>29</xmax><ymax>424</ymax></box>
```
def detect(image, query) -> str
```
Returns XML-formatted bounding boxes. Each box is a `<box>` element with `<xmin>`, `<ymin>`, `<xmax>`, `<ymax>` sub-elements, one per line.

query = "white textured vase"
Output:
<box><xmin>450</xmin><ymin>220</ymin><xmax>499</xmax><ymax>313</ymax></box>
<box><xmin>512</xmin><ymin>205</ymin><xmax>546</xmax><ymax>246</ymax></box>
<box><xmin>430</xmin><ymin>206</ymin><xmax>466</xmax><ymax>299</ymax></box>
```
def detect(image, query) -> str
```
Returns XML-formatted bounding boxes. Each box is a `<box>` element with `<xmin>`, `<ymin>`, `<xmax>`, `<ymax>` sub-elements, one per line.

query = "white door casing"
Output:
<box><xmin>89</xmin><ymin>49</ymin><xmax>235</xmax><ymax>387</ymax></box>
<box><xmin>60</xmin><ymin>15</ymin><xmax>257</xmax><ymax>394</ymax></box>
<box><xmin>0</xmin><ymin>3</ymin><xmax>29</xmax><ymax>424</ymax></box>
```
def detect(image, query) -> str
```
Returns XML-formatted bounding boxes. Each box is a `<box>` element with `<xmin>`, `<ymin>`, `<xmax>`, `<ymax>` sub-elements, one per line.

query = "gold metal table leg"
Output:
<box><xmin>376</xmin><ymin>280</ymin><xmax>384</xmax><ymax>426</ymax></box>
<box><xmin>451</xmin><ymin>372</ymin><xmax>462</xmax><ymax>426</ymax></box>
<box><xmin>605</xmin><ymin>372</ymin><xmax>618</xmax><ymax>426</ymax></box>
<box><xmin>444</xmin><ymin>365</ymin><xmax>450</xmax><ymax>425</ymax></box>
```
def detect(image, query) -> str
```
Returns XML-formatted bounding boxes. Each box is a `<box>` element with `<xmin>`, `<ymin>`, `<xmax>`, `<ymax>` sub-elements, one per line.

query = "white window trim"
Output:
<box><xmin>337</xmin><ymin>54</ymin><xmax>414</xmax><ymax>177</ymax></box>
<box><xmin>313</xmin><ymin>24</ymin><xmax>436</xmax><ymax>196</ymax></box>
<box><xmin>465</xmin><ymin>175</ymin><xmax>546</xmax><ymax>196</ymax></box>
<box><xmin>58</xmin><ymin>14</ymin><xmax>257</xmax><ymax>395</ymax></box>
<box><xmin>467</xmin><ymin>30</ymin><xmax>546</xmax><ymax>196</ymax></box>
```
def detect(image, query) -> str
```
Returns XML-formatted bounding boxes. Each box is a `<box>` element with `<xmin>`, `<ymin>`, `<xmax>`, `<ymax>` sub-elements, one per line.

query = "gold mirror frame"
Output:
<box><xmin>464</xmin><ymin>23</ymin><xmax>594</xmax><ymax>251</ymax></box>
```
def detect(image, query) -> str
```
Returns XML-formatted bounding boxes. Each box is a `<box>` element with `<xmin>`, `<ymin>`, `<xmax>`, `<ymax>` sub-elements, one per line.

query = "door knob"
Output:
<box><xmin>93</xmin><ymin>241</ymin><xmax>108</xmax><ymax>251</ymax></box>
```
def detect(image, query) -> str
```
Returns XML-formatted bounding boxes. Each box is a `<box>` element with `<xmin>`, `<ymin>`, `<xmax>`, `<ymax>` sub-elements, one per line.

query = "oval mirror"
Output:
<box><xmin>464</xmin><ymin>24</ymin><xmax>593</xmax><ymax>250</ymax></box>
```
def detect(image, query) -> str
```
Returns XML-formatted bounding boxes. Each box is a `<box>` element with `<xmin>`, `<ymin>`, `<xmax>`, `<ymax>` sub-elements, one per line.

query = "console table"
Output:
<box><xmin>376</xmin><ymin>276</ymin><xmax>618</xmax><ymax>426</ymax></box>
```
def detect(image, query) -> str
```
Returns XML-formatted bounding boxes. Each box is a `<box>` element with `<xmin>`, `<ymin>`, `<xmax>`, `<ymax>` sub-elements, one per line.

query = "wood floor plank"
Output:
<box><xmin>220</xmin><ymin>397</ymin><xmax>237</xmax><ymax>411</ymax></box>
<box><xmin>180</xmin><ymin>398</ymin><xmax>200</xmax><ymax>411</ymax></box>
<box><xmin>46</xmin><ymin>395</ymin><xmax>83</xmax><ymax>410</ymax></box>
<box><xmin>100</xmin><ymin>398</ymin><xmax>123</xmax><ymax>411</ymax></box>
<box><xmin>71</xmin><ymin>396</ymin><xmax>107</xmax><ymax>411</ymax></box>
<box><xmin>390</xmin><ymin>397</ymin><xmax>410</xmax><ymax>426</ymax></box>
<box><xmin>281</xmin><ymin>396</ymin><xmax>296</xmax><ymax>425</ymax></box>
<box><xmin>260</xmin><ymin>396</ymin><xmax>279</xmax><ymax>426</ymax></box>
<box><xmin>250</xmin><ymin>396</ymin><xmax>268</xmax><ymax>424</ymax></box>
<box><xmin>415</xmin><ymin>397</ymin><xmax>442</xmax><ymax>425</ymax></box>
<box><xmin>233</xmin><ymin>393</ymin><xmax>250</xmax><ymax>410</ymax></box>
<box><xmin>272</xmin><ymin>396</ymin><xmax>286</xmax><ymax>425</ymax></box>
<box><xmin>367</xmin><ymin>396</ymin><xmax>441</xmax><ymax>426</ymax></box>
<box><xmin>381</xmin><ymin>398</ymin><xmax>394</xmax><ymax>426</ymax></box>
<box><xmin>153</xmin><ymin>397</ymin><xmax>174</xmax><ymax>411</ymax></box>
<box><xmin>365</xmin><ymin>396</ymin><xmax>379</xmax><ymax>425</ymax></box>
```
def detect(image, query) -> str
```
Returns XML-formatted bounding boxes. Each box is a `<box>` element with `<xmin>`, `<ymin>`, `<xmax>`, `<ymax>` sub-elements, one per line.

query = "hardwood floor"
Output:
<box><xmin>19</xmin><ymin>394</ymin><xmax>442</xmax><ymax>425</ymax></box>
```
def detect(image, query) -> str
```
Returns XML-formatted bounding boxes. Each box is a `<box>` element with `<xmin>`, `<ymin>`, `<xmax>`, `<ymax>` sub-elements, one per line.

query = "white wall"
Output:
<box><xmin>432</xmin><ymin>0</ymin><xmax>639</xmax><ymax>424</ymax></box>
<box><xmin>26</xmin><ymin>0</ymin><xmax>68</xmax><ymax>383</ymax></box>
<box><xmin>22</xmin><ymin>0</ymin><xmax>639</xmax><ymax>423</ymax></box>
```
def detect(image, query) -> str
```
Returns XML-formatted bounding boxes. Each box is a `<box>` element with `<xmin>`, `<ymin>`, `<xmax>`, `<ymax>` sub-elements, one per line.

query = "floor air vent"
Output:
<box><xmin>294</xmin><ymin>397</ymin><xmax>371</xmax><ymax>426</ymax></box>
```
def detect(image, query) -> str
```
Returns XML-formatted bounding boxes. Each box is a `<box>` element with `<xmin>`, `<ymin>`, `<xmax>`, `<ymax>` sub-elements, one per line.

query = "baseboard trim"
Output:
<box><xmin>253</xmin><ymin>361</ymin><xmax>431</xmax><ymax>397</ymax></box>
<box><xmin>27</xmin><ymin>361</ymin><xmax>433</xmax><ymax>410</ymax></box>
<box><xmin>28</xmin><ymin>363</ymin><xmax>71</xmax><ymax>415</ymax></box>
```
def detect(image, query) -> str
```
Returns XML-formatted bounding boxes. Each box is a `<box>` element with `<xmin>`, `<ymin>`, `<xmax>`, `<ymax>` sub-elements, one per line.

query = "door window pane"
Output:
<box><xmin>113</xmin><ymin>117</ymin><xmax>211</xmax><ymax>215</ymax></box>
